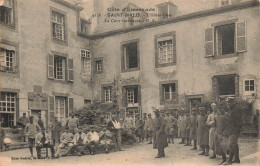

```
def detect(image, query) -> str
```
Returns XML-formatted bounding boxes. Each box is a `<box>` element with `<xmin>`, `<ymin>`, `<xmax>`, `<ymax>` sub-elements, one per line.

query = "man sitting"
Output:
<box><xmin>55</xmin><ymin>127</ymin><xmax>74</xmax><ymax>158</ymax></box>
<box><xmin>99</xmin><ymin>126</ymin><xmax>113</xmax><ymax>154</ymax></box>
<box><xmin>72</xmin><ymin>127</ymin><xmax>87</xmax><ymax>156</ymax></box>
<box><xmin>35</xmin><ymin>127</ymin><xmax>55</xmax><ymax>159</ymax></box>
<box><xmin>86</xmin><ymin>126</ymin><xmax>100</xmax><ymax>155</ymax></box>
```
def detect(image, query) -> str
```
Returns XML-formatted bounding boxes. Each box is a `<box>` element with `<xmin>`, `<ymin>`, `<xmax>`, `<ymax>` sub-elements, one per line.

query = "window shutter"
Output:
<box><xmin>48</xmin><ymin>55</ymin><xmax>54</xmax><ymax>79</ymax></box>
<box><xmin>234</xmin><ymin>75</ymin><xmax>239</xmax><ymax>98</ymax></box>
<box><xmin>138</xmin><ymin>86</ymin><xmax>141</xmax><ymax>105</ymax></box>
<box><xmin>204</xmin><ymin>28</ymin><xmax>214</xmax><ymax>57</ymax></box>
<box><xmin>49</xmin><ymin>96</ymin><xmax>55</xmax><ymax>123</ymax></box>
<box><xmin>236</xmin><ymin>21</ymin><xmax>246</xmax><ymax>53</ymax></box>
<box><xmin>172</xmin><ymin>31</ymin><xmax>176</xmax><ymax>63</ymax></box>
<box><xmin>68</xmin><ymin>58</ymin><xmax>74</xmax><ymax>82</ymax></box>
<box><xmin>68</xmin><ymin>98</ymin><xmax>74</xmax><ymax>117</ymax></box>
<box><xmin>122</xmin><ymin>87</ymin><xmax>127</xmax><ymax>107</ymax></box>
<box><xmin>101</xmin><ymin>87</ymin><xmax>105</xmax><ymax>102</ymax></box>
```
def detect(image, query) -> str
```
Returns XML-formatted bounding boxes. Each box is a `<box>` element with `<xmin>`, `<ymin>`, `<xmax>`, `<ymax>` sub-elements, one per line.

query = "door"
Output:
<box><xmin>189</xmin><ymin>98</ymin><xmax>201</xmax><ymax>112</ymax></box>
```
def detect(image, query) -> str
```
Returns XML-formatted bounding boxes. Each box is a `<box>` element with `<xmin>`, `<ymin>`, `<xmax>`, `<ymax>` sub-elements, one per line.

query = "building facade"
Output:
<box><xmin>1</xmin><ymin>0</ymin><xmax>259</xmax><ymax>127</ymax></box>
<box><xmin>88</xmin><ymin>0</ymin><xmax>260</xmax><ymax>121</ymax></box>
<box><xmin>0</xmin><ymin>0</ymin><xmax>92</xmax><ymax>128</ymax></box>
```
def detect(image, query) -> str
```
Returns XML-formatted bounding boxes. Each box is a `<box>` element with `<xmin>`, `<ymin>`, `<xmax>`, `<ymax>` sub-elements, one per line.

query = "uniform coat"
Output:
<box><xmin>153</xmin><ymin>116</ymin><xmax>168</xmax><ymax>149</ymax></box>
<box><xmin>184</xmin><ymin>115</ymin><xmax>191</xmax><ymax>139</ymax></box>
<box><xmin>190</xmin><ymin>115</ymin><xmax>197</xmax><ymax>140</ymax></box>
<box><xmin>197</xmin><ymin>114</ymin><xmax>209</xmax><ymax>146</ymax></box>
<box><xmin>180</xmin><ymin>115</ymin><xmax>187</xmax><ymax>138</ymax></box>
<box><xmin>206</xmin><ymin>113</ymin><xmax>216</xmax><ymax>149</ymax></box>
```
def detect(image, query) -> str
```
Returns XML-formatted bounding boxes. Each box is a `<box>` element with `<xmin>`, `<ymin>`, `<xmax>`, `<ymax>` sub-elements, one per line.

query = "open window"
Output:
<box><xmin>121</xmin><ymin>41</ymin><xmax>139</xmax><ymax>72</ymax></box>
<box><xmin>204</xmin><ymin>21</ymin><xmax>246</xmax><ymax>58</ymax></box>
<box><xmin>0</xmin><ymin>0</ymin><xmax>14</xmax><ymax>27</ymax></box>
<box><xmin>0</xmin><ymin>44</ymin><xmax>17</xmax><ymax>73</ymax></box>
<box><xmin>160</xmin><ymin>80</ymin><xmax>178</xmax><ymax>104</ymax></box>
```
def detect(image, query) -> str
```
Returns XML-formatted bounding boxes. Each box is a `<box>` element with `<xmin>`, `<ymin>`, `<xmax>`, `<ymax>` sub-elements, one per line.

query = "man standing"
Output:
<box><xmin>66</xmin><ymin>113</ymin><xmax>79</xmax><ymax>134</ymax></box>
<box><xmin>206</xmin><ymin>103</ymin><xmax>217</xmax><ymax>159</ymax></box>
<box><xmin>25</xmin><ymin>116</ymin><xmax>41</xmax><ymax>158</ymax></box>
<box><xmin>184</xmin><ymin>111</ymin><xmax>191</xmax><ymax>146</ymax></box>
<box><xmin>177</xmin><ymin>112</ymin><xmax>183</xmax><ymax>139</ymax></box>
<box><xmin>145</xmin><ymin>113</ymin><xmax>153</xmax><ymax>144</ymax></box>
<box><xmin>197</xmin><ymin>107</ymin><xmax>210</xmax><ymax>156</ymax></box>
<box><xmin>215</xmin><ymin>103</ymin><xmax>229</xmax><ymax>165</ymax></box>
<box><xmin>223</xmin><ymin>97</ymin><xmax>242</xmax><ymax>165</ymax></box>
<box><xmin>180</xmin><ymin>110</ymin><xmax>187</xmax><ymax>144</ymax></box>
<box><xmin>36</xmin><ymin>113</ymin><xmax>44</xmax><ymax>129</ymax></box>
<box><xmin>17</xmin><ymin>113</ymin><xmax>29</xmax><ymax>142</ymax></box>
<box><xmin>50</xmin><ymin>117</ymin><xmax>62</xmax><ymax>148</ymax></box>
<box><xmin>107</xmin><ymin>113</ymin><xmax>123</xmax><ymax>151</ymax></box>
<box><xmin>153</xmin><ymin>108</ymin><xmax>168</xmax><ymax>158</ymax></box>
<box><xmin>35</xmin><ymin>127</ymin><xmax>55</xmax><ymax>159</ymax></box>
<box><xmin>190</xmin><ymin>108</ymin><xmax>198</xmax><ymax>150</ymax></box>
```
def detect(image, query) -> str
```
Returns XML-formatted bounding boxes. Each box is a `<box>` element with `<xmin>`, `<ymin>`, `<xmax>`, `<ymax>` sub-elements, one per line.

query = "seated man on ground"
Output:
<box><xmin>35</xmin><ymin>127</ymin><xmax>55</xmax><ymax>159</ymax></box>
<box><xmin>55</xmin><ymin>127</ymin><xmax>74</xmax><ymax>158</ymax></box>
<box><xmin>72</xmin><ymin>127</ymin><xmax>87</xmax><ymax>156</ymax></box>
<box><xmin>86</xmin><ymin>126</ymin><xmax>100</xmax><ymax>155</ymax></box>
<box><xmin>99</xmin><ymin>126</ymin><xmax>113</xmax><ymax>154</ymax></box>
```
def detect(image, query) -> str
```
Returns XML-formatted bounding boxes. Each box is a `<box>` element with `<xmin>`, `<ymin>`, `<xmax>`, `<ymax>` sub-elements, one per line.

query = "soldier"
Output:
<box><xmin>190</xmin><ymin>108</ymin><xmax>198</xmax><ymax>150</ymax></box>
<box><xmin>180</xmin><ymin>110</ymin><xmax>186</xmax><ymax>144</ymax></box>
<box><xmin>107</xmin><ymin>113</ymin><xmax>123</xmax><ymax>151</ymax></box>
<box><xmin>17</xmin><ymin>113</ymin><xmax>29</xmax><ymax>142</ymax></box>
<box><xmin>215</xmin><ymin>103</ymin><xmax>229</xmax><ymax>165</ymax></box>
<box><xmin>65</xmin><ymin>112</ymin><xmax>79</xmax><ymax>134</ymax></box>
<box><xmin>223</xmin><ymin>97</ymin><xmax>242</xmax><ymax>165</ymax></box>
<box><xmin>153</xmin><ymin>108</ymin><xmax>168</xmax><ymax>158</ymax></box>
<box><xmin>197</xmin><ymin>107</ymin><xmax>210</xmax><ymax>156</ymax></box>
<box><xmin>206</xmin><ymin>103</ymin><xmax>217</xmax><ymax>159</ymax></box>
<box><xmin>165</xmin><ymin>111</ymin><xmax>175</xmax><ymax>144</ymax></box>
<box><xmin>50</xmin><ymin>116</ymin><xmax>62</xmax><ymax>148</ymax></box>
<box><xmin>145</xmin><ymin>113</ymin><xmax>153</xmax><ymax>144</ymax></box>
<box><xmin>184</xmin><ymin>111</ymin><xmax>191</xmax><ymax>146</ymax></box>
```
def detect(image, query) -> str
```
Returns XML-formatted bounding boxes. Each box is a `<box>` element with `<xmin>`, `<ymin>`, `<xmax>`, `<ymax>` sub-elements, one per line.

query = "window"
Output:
<box><xmin>84</xmin><ymin>99</ymin><xmax>91</xmax><ymax>105</ymax></box>
<box><xmin>122</xmin><ymin>41</ymin><xmax>139</xmax><ymax>71</ymax></box>
<box><xmin>0</xmin><ymin>0</ymin><xmax>14</xmax><ymax>27</ymax></box>
<box><xmin>54</xmin><ymin>56</ymin><xmax>65</xmax><ymax>80</ymax></box>
<box><xmin>215</xmin><ymin>24</ymin><xmax>235</xmax><ymax>55</ymax></box>
<box><xmin>80</xmin><ymin>19</ymin><xmax>89</xmax><ymax>34</ymax></box>
<box><xmin>52</xmin><ymin>11</ymin><xmax>65</xmax><ymax>41</ymax></box>
<box><xmin>219</xmin><ymin>0</ymin><xmax>231</xmax><ymax>6</ymax></box>
<box><xmin>95</xmin><ymin>59</ymin><xmax>103</xmax><ymax>72</ymax></box>
<box><xmin>0</xmin><ymin>92</ymin><xmax>16</xmax><ymax>127</ymax></box>
<box><xmin>156</xmin><ymin>2</ymin><xmax>177</xmax><ymax>20</ymax></box>
<box><xmin>81</xmin><ymin>49</ymin><xmax>91</xmax><ymax>75</ymax></box>
<box><xmin>55</xmin><ymin>96</ymin><xmax>67</xmax><ymax>126</ymax></box>
<box><xmin>81</xmin><ymin>49</ymin><xmax>91</xmax><ymax>58</ymax></box>
<box><xmin>0</xmin><ymin>47</ymin><xmax>16</xmax><ymax>73</ymax></box>
<box><xmin>205</xmin><ymin>21</ymin><xmax>246</xmax><ymax>58</ymax></box>
<box><xmin>158</xmin><ymin>38</ymin><xmax>174</xmax><ymax>64</ymax></box>
<box><xmin>104</xmin><ymin>87</ymin><xmax>112</xmax><ymax>102</ymax></box>
<box><xmin>160</xmin><ymin>81</ymin><xmax>178</xmax><ymax>104</ymax></box>
<box><xmin>48</xmin><ymin>54</ymin><xmax>74</xmax><ymax>82</ymax></box>
<box><xmin>212</xmin><ymin>75</ymin><xmax>239</xmax><ymax>101</ymax></box>
<box><xmin>126</xmin><ymin>87</ymin><xmax>138</xmax><ymax>106</ymax></box>
<box><xmin>163</xmin><ymin>83</ymin><xmax>176</xmax><ymax>101</ymax></box>
<box><xmin>155</xmin><ymin>32</ymin><xmax>176</xmax><ymax>67</ymax></box>
<box><xmin>245</xmin><ymin>80</ymin><xmax>255</xmax><ymax>92</ymax></box>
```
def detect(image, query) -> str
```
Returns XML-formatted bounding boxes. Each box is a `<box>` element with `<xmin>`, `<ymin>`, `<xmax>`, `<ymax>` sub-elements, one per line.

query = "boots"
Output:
<box><xmin>198</xmin><ymin>146</ymin><xmax>205</xmax><ymax>155</ymax></box>
<box><xmin>205</xmin><ymin>145</ymin><xmax>209</xmax><ymax>156</ymax></box>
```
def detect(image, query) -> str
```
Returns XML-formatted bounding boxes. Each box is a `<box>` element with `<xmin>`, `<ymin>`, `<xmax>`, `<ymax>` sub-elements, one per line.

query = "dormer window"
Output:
<box><xmin>80</xmin><ymin>19</ymin><xmax>90</xmax><ymax>34</ymax></box>
<box><xmin>156</xmin><ymin>2</ymin><xmax>177</xmax><ymax>20</ymax></box>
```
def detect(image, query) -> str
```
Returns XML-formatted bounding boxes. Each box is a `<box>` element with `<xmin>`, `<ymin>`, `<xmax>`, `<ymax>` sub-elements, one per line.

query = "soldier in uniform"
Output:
<box><xmin>184</xmin><ymin>111</ymin><xmax>191</xmax><ymax>146</ymax></box>
<box><xmin>223</xmin><ymin>97</ymin><xmax>242</xmax><ymax>165</ymax></box>
<box><xmin>206</xmin><ymin>103</ymin><xmax>217</xmax><ymax>159</ymax></box>
<box><xmin>165</xmin><ymin>111</ymin><xmax>175</xmax><ymax>144</ymax></box>
<box><xmin>180</xmin><ymin>110</ymin><xmax>187</xmax><ymax>144</ymax></box>
<box><xmin>215</xmin><ymin>103</ymin><xmax>229</xmax><ymax>165</ymax></box>
<box><xmin>190</xmin><ymin>108</ymin><xmax>198</xmax><ymax>150</ymax></box>
<box><xmin>153</xmin><ymin>108</ymin><xmax>168</xmax><ymax>158</ymax></box>
<box><xmin>197</xmin><ymin>107</ymin><xmax>210</xmax><ymax>156</ymax></box>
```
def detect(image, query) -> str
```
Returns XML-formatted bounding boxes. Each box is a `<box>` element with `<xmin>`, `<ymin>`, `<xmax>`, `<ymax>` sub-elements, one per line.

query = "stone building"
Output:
<box><xmin>0</xmin><ymin>0</ymin><xmax>92</xmax><ymax>128</ymax></box>
<box><xmin>0</xmin><ymin>0</ymin><xmax>259</xmax><ymax>127</ymax></box>
<box><xmin>86</xmin><ymin>0</ymin><xmax>260</xmax><ymax>121</ymax></box>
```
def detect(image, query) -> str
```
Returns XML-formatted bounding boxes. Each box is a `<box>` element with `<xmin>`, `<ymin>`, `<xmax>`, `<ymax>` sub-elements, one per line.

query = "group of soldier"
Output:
<box><xmin>176</xmin><ymin>97</ymin><xmax>242</xmax><ymax>165</ymax></box>
<box><xmin>21</xmin><ymin>113</ymin><xmax>123</xmax><ymax>159</ymax></box>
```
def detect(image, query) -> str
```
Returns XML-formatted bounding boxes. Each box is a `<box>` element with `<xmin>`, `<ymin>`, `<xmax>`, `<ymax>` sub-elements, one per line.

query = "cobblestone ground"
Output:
<box><xmin>0</xmin><ymin>138</ymin><xmax>259</xmax><ymax>166</ymax></box>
